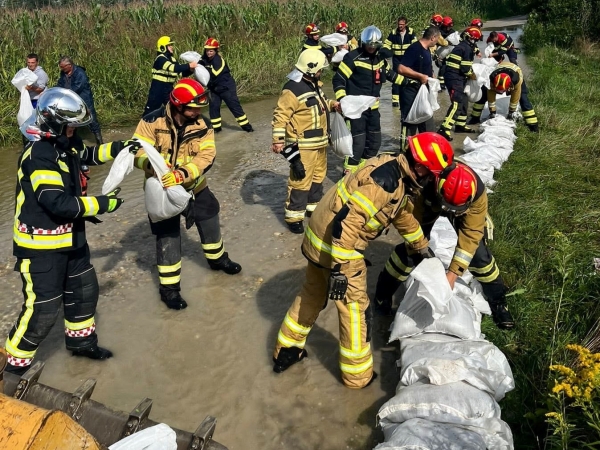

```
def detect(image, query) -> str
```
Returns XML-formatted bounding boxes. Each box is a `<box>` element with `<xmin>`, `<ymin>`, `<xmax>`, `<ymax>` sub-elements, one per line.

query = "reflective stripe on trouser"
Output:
<box><xmin>5</xmin><ymin>244</ymin><xmax>99</xmax><ymax>368</ymax></box>
<box><xmin>437</xmin><ymin>61</ymin><xmax>446</xmax><ymax>84</ymax></box>
<box><xmin>273</xmin><ymin>260</ymin><xmax>374</xmax><ymax>389</ymax></box>
<box><xmin>519</xmin><ymin>81</ymin><xmax>538</xmax><ymax>125</ymax></box>
<box><xmin>209</xmin><ymin>82</ymin><xmax>249</xmax><ymax>130</ymax></box>
<box><xmin>285</xmin><ymin>147</ymin><xmax>326</xmax><ymax>224</ymax></box>
<box><xmin>440</xmin><ymin>84</ymin><xmax>469</xmax><ymax>131</ymax></box>
<box><xmin>346</xmin><ymin>109</ymin><xmax>381</xmax><ymax>166</ymax></box>
<box><xmin>391</xmin><ymin>83</ymin><xmax>401</xmax><ymax>105</ymax></box>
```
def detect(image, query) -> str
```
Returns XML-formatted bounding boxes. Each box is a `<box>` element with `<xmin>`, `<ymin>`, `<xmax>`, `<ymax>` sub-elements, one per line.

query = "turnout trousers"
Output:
<box><xmin>150</xmin><ymin>187</ymin><xmax>230</xmax><ymax>297</ymax></box>
<box><xmin>440</xmin><ymin>81</ymin><xmax>469</xmax><ymax>133</ymax></box>
<box><xmin>5</xmin><ymin>244</ymin><xmax>100</xmax><ymax>370</ymax></box>
<box><xmin>285</xmin><ymin>146</ymin><xmax>327</xmax><ymax>224</ymax></box>
<box><xmin>377</xmin><ymin>217</ymin><xmax>507</xmax><ymax>305</ymax></box>
<box><xmin>400</xmin><ymin>82</ymin><xmax>435</xmax><ymax>150</ymax></box>
<box><xmin>274</xmin><ymin>259</ymin><xmax>374</xmax><ymax>389</ymax></box>
<box><xmin>208</xmin><ymin>82</ymin><xmax>250</xmax><ymax>132</ymax></box>
<box><xmin>143</xmin><ymin>81</ymin><xmax>173</xmax><ymax>117</ymax></box>
<box><xmin>345</xmin><ymin>109</ymin><xmax>381</xmax><ymax>170</ymax></box>
<box><xmin>471</xmin><ymin>84</ymin><xmax>538</xmax><ymax>127</ymax></box>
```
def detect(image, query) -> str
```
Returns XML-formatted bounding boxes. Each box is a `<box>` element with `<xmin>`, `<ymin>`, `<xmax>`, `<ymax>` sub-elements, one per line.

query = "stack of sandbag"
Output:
<box><xmin>375</xmin><ymin>259</ymin><xmax>515</xmax><ymax>450</ymax></box>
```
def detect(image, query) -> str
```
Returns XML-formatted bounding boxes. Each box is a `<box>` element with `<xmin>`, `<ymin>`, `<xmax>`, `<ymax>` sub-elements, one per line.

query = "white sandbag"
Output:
<box><xmin>109</xmin><ymin>423</ymin><xmax>177</xmax><ymax>450</ymax></box>
<box><xmin>480</xmin><ymin>126</ymin><xmax>517</xmax><ymax>143</ymax></box>
<box><xmin>12</xmin><ymin>68</ymin><xmax>38</xmax><ymax>90</ymax></box>
<box><xmin>405</xmin><ymin>84</ymin><xmax>433</xmax><ymax>124</ymax></box>
<box><xmin>429</xmin><ymin>217</ymin><xmax>457</xmax><ymax>268</ymax></box>
<box><xmin>12</xmin><ymin>68</ymin><xmax>38</xmax><ymax>126</ymax></box>
<box><xmin>446</xmin><ymin>31</ymin><xmax>461</xmax><ymax>46</ymax></box>
<box><xmin>464</xmin><ymin>80</ymin><xmax>482</xmax><ymax>102</ymax></box>
<box><xmin>484</xmin><ymin>43</ymin><xmax>495</xmax><ymax>58</ymax></box>
<box><xmin>399</xmin><ymin>336</ymin><xmax>515</xmax><ymax>400</ymax></box>
<box><xmin>319</xmin><ymin>33</ymin><xmax>347</xmax><ymax>47</ymax></box>
<box><xmin>435</xmin><ymin>45</ymin><xmax>454</xmax><ymax>60</ymax></box>
<box><xmin>330</xmin><ymin>112</ymin><xmax>353</xmax><ymax>157</ymax></box>
<box><xmin>179</xmin><ymin>51</ymin><xmax>210</xmax><ymax>86</ymax></box>
<box><xmin>481</xmin><ymin>116</ymin><xmax>517</xmax><ymax>129</ymax></box>
<box><xmin>138</xmin><ymin>140</ymin><xmax>192</xmax><ymax>223</ymax></box>
<box><xmin>480</xmin><ymin>57</ymin><xmax>499</xmax><ymax>68</ymax></box>
<box><xmin>476</xmin><ymin>132</ymin><xmax>516</xmax><ymax>150</ymax></box>
<box><xmin>377</xmin><ymin>419</ymin><xmax>487</xmax><ymax>450</ymax></box>
<box><xmin>331</xmin><ymin>48</ymin><xmax>348</xmax><ymax>64</ymax></box>
<box><xmin>473</xmin><ymin>63</ymin><xmax>495</xmax><ymax>89</ymax></box>
<box><xmin>427</xmin><ymin>78</ymin><xmax>441</xmax><ymax>111</ymax></box>
<box><xmin>102</xmin><ymin>147</ymin><xmax>135</xmax><ymax>194</ymax></box>
<box><xmin>340</xmin><ymin>95</ymin><xmax>377</xmax><ymax>119</ymax></box>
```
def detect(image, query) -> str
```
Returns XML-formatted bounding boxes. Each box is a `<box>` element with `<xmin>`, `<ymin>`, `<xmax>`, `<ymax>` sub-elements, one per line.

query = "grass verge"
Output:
<box><xmin>483</xmin><ymin>44</ymin><xmax>600</xmax><ymax>448</ymax></box>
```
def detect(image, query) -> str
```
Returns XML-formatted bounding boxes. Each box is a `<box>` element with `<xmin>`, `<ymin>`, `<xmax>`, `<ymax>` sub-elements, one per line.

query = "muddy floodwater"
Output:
<box><xmin>0</xmin><ymin>18</ymin><xmax>526</xmax><ymax>449</ymax></box>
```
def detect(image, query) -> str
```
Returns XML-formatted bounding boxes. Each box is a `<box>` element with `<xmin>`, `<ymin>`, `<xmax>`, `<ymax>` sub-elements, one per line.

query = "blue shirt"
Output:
<box><xmin>400</xmin><ymin>41</ymin><xmax>433</xmax><ymax>77</ymax></box>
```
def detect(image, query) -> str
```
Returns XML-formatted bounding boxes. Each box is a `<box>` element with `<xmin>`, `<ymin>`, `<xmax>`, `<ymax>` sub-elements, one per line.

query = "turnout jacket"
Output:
<box><xmin>382</xmin><ymin>28</ymin><xmax>418</xmax><ymax>66</ymax></box>
<box><xmin>302</xmin><ymin>154</ymin><xmax>428</xmax><ymax>269</ymax></box>
<box><xmin>333</xmin><ymin>49</ymin><xmax>406</xmax><ymax>108</ymax></box>
<box><xmin>133</xmin><ymin>105</ymin><xmax>216</xmax><ymax>195</ymax></box>
<box><xmin>150</xmin><ymin>51</ymin><xmax>193</xmax><ymax>84</ymax></box>
<box><xmin>201</xmin><ymin>53</ymin><xmax>235</xmax><ymax>91</ymax></box>
<box><xmin>412</xmin><ymin>167</ymin><xmax>488</xmax><ymax>276</ymax></box>
<box><xmin>272</xmin><ymin>77</ymin><xmax>336</xmax><ymax>150</ymax></box>
<box><xmin>488</xmin><ymin>62</ymin><xmax>524</xmax><ymax>113</ymax></box>
<box><xmin>13</xmin><ymin>136</ymin><xmax>125</xmax><ymax>257</ymax></box>
<box><xmin>487</xmin><ymin>33</ymin><xmax>516</xmax><ymax>61</ymax></box>
<box><xmin>444</xmin><ymin>40</ymin><xmax>475</xmax><ymax>84</ymax></box>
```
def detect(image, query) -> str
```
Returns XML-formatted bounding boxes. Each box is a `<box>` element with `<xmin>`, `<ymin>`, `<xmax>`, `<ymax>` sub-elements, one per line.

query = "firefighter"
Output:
<box><xmin>200</xmin><ymin>38</ymin><xmax>253</xmax><ymax>133</ymax></box>
<box><xmin>271</xmin><ymin>49</ymin><xmax>340</xmax><ymax>234</ymax></box>
<box><xmin>468</xmin><ymin>61</ymin><xmax>539</xmax><ymax>132</ymax></box>
<box><xmin>437</xmin><ymin>27</ymin><xmax>481</xmax><ymax>142</ymax></box>
<box><xmin>382</xmin><ymin>16</ymin><xmax>417</xmax><ymax>108</ymax></box>
<box><xmin>133</xmin><ymin>79</ymin><xmax>241</xmax><ymax>310</ymax></box>
<box><xmin>487</xmin><ymin>31</ymin><xmax>518</xmax><ymax>64</ymax></box>
<box><xmin>375</xmin><ymin>162</ymin><xmax>515</xmax><ymax>329</ymax></box>
<box><xmin>272</xmin><ymin>150</ymin><xmax>434</xmax><ymax>388</ymax></box>
<box><xmin>303</xmin><ymin>23</ymin><xmax>334</xmax><ymax>60</ymax></box>
<box><xmin>436</xmin><ymin>16</ymin><xmax>456</xmax><ymax>90</ymax></box>
<box><xmin>143</xmin><ymin>36</ymin><xmax>198</xmax><ymax>116</ymax></box>
<box><xmin>461</xmin><ymin>18</ymin><xmax>484</xmax><ymax>58</ymax></box>
<box><xmin>428</xmin><ymin>14</ymin><xmax>449</xmax><ymax>50</ymax></box>
<box><xmin>335</xmin><ymin>22</ymin><xmax>358</xmax><ymax>51</ymax></box>
<box><xmin>333</xmin><ymin>25</ymin><xmax>406</xmax><ymax>174</ymax></box>
<box><xmin>4</xmin><ymin>88</ymin><xmax>141</xmax><ymax>375</ymax></box>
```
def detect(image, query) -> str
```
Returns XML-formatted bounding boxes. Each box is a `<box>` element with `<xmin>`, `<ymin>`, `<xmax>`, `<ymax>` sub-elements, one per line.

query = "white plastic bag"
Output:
<box><xmin>319</xmin><ymin>33</ymin><xmax>347</xmax><ymax>47</ymax></box>
<box><xmin>464</xmin><ymin>79</ymin><xmax>482</xmax><ymax>102</ymax></box>
<box><xmin>102</xmin><ymin>147</ymin><xmax>136</xmax><ymax>194</ymax></box>
<box><xmin>138</xmin><ymin>140</ymin><xmax>192</xmax><ymax>223</ymax></box>
<box><xmin>12</xmin><ymin>68</ymin><xmax>38</xmax><ymax>126</ymax></box>
<box><xmin>340</xmin><ymin>95</ymin><xmax>377</xmax><ymax>119</ymax></box>
<box><xmin>12</xmin><ymin>68</ymin><xmax>38</xmax><ymax>90</ymax></box>
<box><xmin>109</xmin><ymin>423</ymin><xmax>177</xmax><ymax>450</ymax></box>
<box><xmin>405</xmin><ymin>84</ymin><xmax>433</xmax><ymax>124</ymax></box>
<box><xmin>446</xmin><ymin>31</ymin><xmax>461</xmax><ymax>46</ymax></box>
<box><xmin>484</xmin><ymin>42</ymin><xmax>495</xmax><ymax>58</ymax></box>
<box><xmin>179</xmin><ymin>51</ymin><xmax>210</xmax><ymax>86</ymax></box>
<box><xmin>427</xmin><ymin>78</ymin><xmax>441</xmax><ymax>111</ymax></box>
<box><xmin>331</xmin><ymin>48</ymin><xmax>348</xmax><ymax>64</ymax></box>
<box><xmin>329</xmin><ymin>112</ymin><xmax>353</xmax><ymax>157</ymax></box>
<box><xmin>377</xmin><ymin>419</ymin><xmax>487</xmax><ymax>450</ymax></box>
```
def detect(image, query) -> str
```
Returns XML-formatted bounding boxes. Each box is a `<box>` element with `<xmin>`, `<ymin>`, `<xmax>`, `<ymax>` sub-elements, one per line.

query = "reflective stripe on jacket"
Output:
<box><xmin>488</xmin><ymin>62</ymin><xmax>523</xmax><ymax>112</ymax></box>
<box><xmin>151</xmin><ymin>52</ymin><xmax>191</xmax><ymax>83</ymax></box>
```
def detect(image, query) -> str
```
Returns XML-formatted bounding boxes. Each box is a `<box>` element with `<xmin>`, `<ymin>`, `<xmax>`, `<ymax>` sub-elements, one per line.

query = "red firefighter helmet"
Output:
<box><xmin>305</xmin><ymin>23</ymin><xmax>320</xmax><ymax>36</ymax></box>
<box><xmin>470</xmin><ymin>18</ymin><xmax>483</xmax><ymax>28</ymax></box>
<box><xmin>431</xmin><ymin>14</ymin><xmax>443</xmax><ymax>26</ymax></box>
<box><xmin>493</xmin><ymin>72</ymin><xmax>513</xmax><ymax>93</ymax></box>
<box><xmin>170</xmin><ymin>78</ymin><xmax>208</xmax><ymax>108</ymax></box>
<box><xmin>437</xmin><ymin>163</ymin><xmax>478</xmax><ymax>213</ymax></box>
<box><xmin>407</xmin><ymin>132</ymin><xmax>454</xmax><ymax>175</ymax></box>
<box><xmin>335</xmin><ymin>21</ymin><xmax>349</xmax><ymax>33</ymax></box>
<box><xmin>464</xmin><ymin>26</ymin><xmax>483</xmax><ymax>41</ymax></box>
<box><xmin>442</xmin><ymin>16</ymin><xmax>453</xmax><ymax>27</ymax></box>
<box><xmin>204</xmin><ymin>38</ymin><xmax>220</xmax><ymax>49</ymax></box>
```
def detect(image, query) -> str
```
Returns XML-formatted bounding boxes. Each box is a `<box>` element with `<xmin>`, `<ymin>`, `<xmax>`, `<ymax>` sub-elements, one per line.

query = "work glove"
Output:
<box><xmin>469</xmin><ymin>72</ymin><xmax>477</xmax><ymax>80</ymax></box>
<box><xmin>507</xmin><ymin>112</ymin><xmax>515</xmax><ymax>121</ymax></box>
<box><xmin>281</xmin><ymin>143</ymin><xmax>306</xmax><ymax>181</ymax></box>
<box><xmin>161</xmin><ymin>169</ymin><xmax>185</xmax><ymax>187</ymax></box>
<box><xmin>488</xmin><ymin>112</ymin><xmax>496</xmax><ymax>120</ymax></box>
<box><xmin>121</xmin><ymin>139</ymin><xmax>142</xmax><ymax>154</ymax></box>
<box><xmin>105</xmin><ymin>188</ymin><xmax>123</xmax><ymax>213</ymax></box>
<box><xmin>412</xmin><ymin>246</ymin><xmax>436</xmax><ymax>265</ymax></box>
<box><xmin>327</xmin><ymin>271</ymin><xmax>349</xmax><ymax>301</ymax></box>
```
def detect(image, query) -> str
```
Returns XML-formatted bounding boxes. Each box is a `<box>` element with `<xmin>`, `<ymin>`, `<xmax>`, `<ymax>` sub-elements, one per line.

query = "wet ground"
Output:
<box><xmin>0</xmin><ymin>17</ymin><xmax>527</xmax><ymax>450</ymax></box>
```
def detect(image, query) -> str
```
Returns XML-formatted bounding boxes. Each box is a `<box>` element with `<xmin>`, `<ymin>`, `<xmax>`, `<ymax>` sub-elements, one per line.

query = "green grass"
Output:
<box><xmin>482</xmin><ymin>45</ymin><xmax>600</xmax><ymax>448</ymax></box>
<box><xmin>0</xmin><ymin>0</ymin><xmax>486</xmax><ymax>144</ymax></box>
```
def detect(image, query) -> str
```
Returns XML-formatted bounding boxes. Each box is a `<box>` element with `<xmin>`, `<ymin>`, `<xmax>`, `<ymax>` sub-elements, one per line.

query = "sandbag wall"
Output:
<box><xmin>374</xmin><ymin>116</ymin><xmax>519</xmax><ymax>450</ymax></box>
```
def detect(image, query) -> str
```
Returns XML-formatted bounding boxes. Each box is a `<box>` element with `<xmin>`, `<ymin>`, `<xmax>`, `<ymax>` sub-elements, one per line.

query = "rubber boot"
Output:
<box><xmin>160</xmin><ymin>290</ymin><xmax>188</xmax><ymax>310</ymax></box>
<box><xmin>72</xmin><ymin>345</ymin><xmax>113</xmax><ymax>360</ymax></box>
<box><xmin>273</xmin><ymin>347</ymin><xmax>308</xmax><ymax>373</ymax></box>
<box><xmin>94</xmin><ymin>132</ymin><xmax>104</xmax><ymax>145</ymax></box>
<box><xmin>241</xmin><ymin>124</ymin><xmax>254</xmax><ymax>133</ymax></box>
<box><xmin>373</xmin><ymin>270</ymin><xmax>402</xmax><ymax>316</ymax></box>
<box><xmin>209</xmin><ymin>253</ymin><xmax>242</xmax><ymax>275</ymax></box>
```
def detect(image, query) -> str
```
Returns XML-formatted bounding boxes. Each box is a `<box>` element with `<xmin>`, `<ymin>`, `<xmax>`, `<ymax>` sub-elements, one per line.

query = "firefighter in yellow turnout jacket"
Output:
<box><xmin>133</xmin><ymin>79</ymin><xmax>241</xmax><ymax>310</ymax></box>
<box><xmin>272</xmin><ymin>153</ymin><xmax>430</xmax><ymax>388</ymax></box>
<box><xmin>272</xmin><ymin>49</ymin><xmax>340</xmax><ymax>234</ymax></box>
<box><xmin>5</xmin><ymin>88</ymin><xmax>139</xmax><ymax>375</ymax></box>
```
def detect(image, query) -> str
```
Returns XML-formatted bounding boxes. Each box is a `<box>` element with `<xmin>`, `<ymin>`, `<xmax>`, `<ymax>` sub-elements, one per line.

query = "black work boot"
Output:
<box><xmin>437</xmin><ymin>128</ymin><xmax>453</xmax><ymax>142</ymax></box>
<box><xmin>94</xmin><ymin>132</ymin><xmax>104</xmax><ymax>145</ymax></box>
<box><xmin>160</xmin><ymin>290</ymin><xmax>188</xmax><ymax>310</ymax></box>
<box><xmin>241</xmin><ymin>124</ymin><xmax>254</xmax><ymax>133</ymax></box>
<box><xmin>374</xmin><ymin>270</ymin><xmax>401</xmax><ymax>316</ymax></box>
<box><xmin>454</xmin><ymin>125</ymin><xmax>478</xmax><ymax>133</ymax></box>
<box><xmin>392</xmin><ymin>101</ymin><xmax>399</xmax><ymax>108</ymax></box>
<box><xmin>467</xmin><ymin>116</ymin><xmax>481</xmax><ymax>125</ymax></box>
<box><xmin>213</xmin><ymin>127</ymin><xmax>222</xmax><ymax>133</ymax></box>
<box><xmin>72</xmin><ymin>345</ymin><xmax>113</xmax><ymax>360</ymax></box>
<box><xmin>288</xmin><ymin>221</ymin><xmax>304</xmax><ymax>234</ymax></box>
<box><xmin>489</xmin><ymin>302</ymin><xmax>515</xmax><ymax>330</ymax></box>
<box><xmin>209</xmin><ymin>254</ymin><xmax>242</xmax><ymax>275</ymax></box>
<box><xmin>528</xmin><ymin>123</ymin><xmax>539</xmax><ymax>133</ymax></box>
<box><xmin>5</xmin><ymin>363</ymin><xmax>31</xmax><ymax>376</ymax></box>
<box><xmin>273</xmin><ymin>347</ymin><xmax>308</xmax><ymax>373</ymax></box>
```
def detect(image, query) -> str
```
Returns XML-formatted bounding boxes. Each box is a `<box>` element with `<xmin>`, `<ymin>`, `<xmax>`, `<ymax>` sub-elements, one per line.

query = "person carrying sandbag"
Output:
<box><xmin>375</xmin><ymin>161</ymin><xmax>515</xmax><ymax>329</ymax></box>
<box><xmin>271</xmin><ymin>49</ymin><xmax>340</xmax><ymax>234</ymax></box>
<box><xmin>132</xmin><ymin>79</ymin><xmax>241</xmax><ymax>310</ymax></box>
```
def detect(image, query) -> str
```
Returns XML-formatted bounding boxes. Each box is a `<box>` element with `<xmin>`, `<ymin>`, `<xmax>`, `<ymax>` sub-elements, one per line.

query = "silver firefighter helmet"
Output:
<box><xmin>35</xmin><ymin>87</ymin><xmax>92</xmax><ymax>135</ymax></box>
<box><xmin>360</xmin><ymin>25</ymin><xmax>383</xmax><ymax>49</ymax></box>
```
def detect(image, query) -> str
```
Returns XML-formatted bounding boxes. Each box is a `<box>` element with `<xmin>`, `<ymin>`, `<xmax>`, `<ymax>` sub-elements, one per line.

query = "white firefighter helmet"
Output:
<box><xmin>295</xmin><ymin>49</ymin><xmax>329</xmax><ymax>75</ymax></box>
